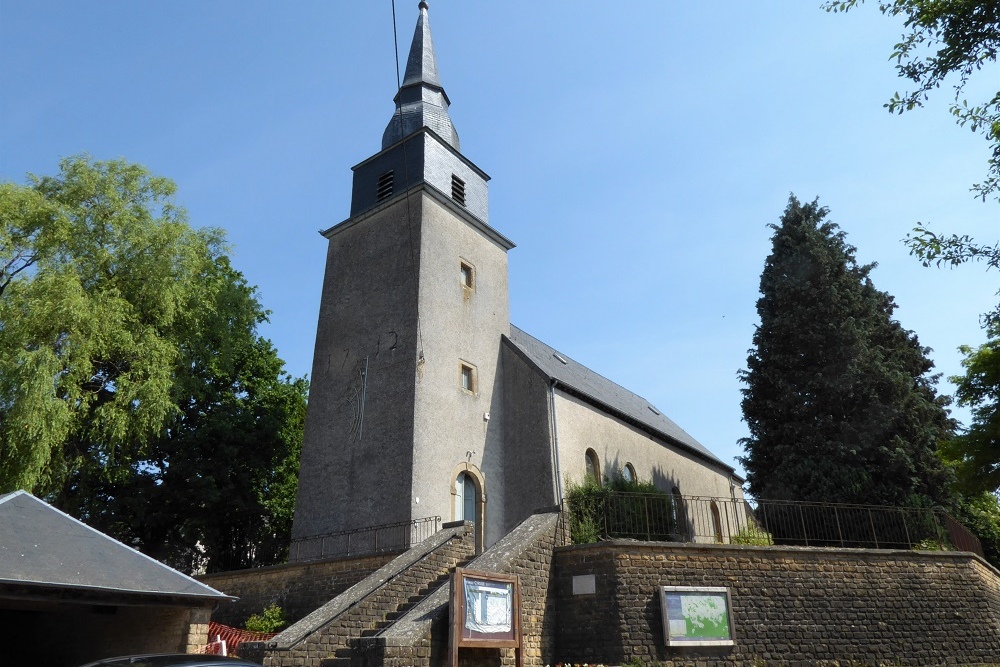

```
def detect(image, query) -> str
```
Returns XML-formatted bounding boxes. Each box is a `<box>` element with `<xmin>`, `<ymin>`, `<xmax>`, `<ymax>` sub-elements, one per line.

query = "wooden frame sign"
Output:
<box><xmin>449</xmin><ymin>568</ymin><xmax>522</xmax><ymax>667</ymax></box>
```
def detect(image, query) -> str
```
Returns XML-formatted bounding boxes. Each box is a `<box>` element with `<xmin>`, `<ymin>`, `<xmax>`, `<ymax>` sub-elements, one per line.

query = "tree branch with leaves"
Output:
<box><xmin>826</xmin><ymin>0</ymin><xmax>1000</xmax><ymax>201</ymax></box>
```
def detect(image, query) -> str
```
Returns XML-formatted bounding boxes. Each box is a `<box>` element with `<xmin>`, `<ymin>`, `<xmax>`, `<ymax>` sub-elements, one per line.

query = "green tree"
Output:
<box><xmin>739</xmin><ymin>196</ymin><xmax>955</xmax><ymax>507</ymax></box>
<box><xmin>825</xmin><ymin>0</ymin><xmax>1000</xmax><ymax>202</ymax></box>
<box><xmin>825</xmin><ymin>1</ymin><xmax>1000</xmax><ymax>287</ymax></box>
<box><xmin>939</xmin><ymin>325</ymin><xmax>1000</xmax><ymax>494</ymax></box>
<box><xmin>825</xmin><ymin>2</ymin><xmax>1000</xmax><ymax>559</ymax></box>
<box><xmin>245</xmin><ymin>603</ymin><xmax>288</xmax><ymax>634</ymax></box>
<box><xmin>950</xmin><ymin>490</ymin><xmax>1000</xmax><ymax>566</ymax></box>
<box><xmin>0</xmin><ymin>156</ymin><xmax>306</xmax><ymax>571</ymax></box>
<box><xmin>0</xmin><ymin>156</ymin><xmax>216</xmax><ymax>493</ymax></box>
<box><xmin>0</xmin><ymin>182</ymin><xmax>64</xmax><ymax>297</ymax></box>
<box><xmin>52</xmin><ymin>256</ymin><xmax>307</xmax><ymax>572</ymax></box>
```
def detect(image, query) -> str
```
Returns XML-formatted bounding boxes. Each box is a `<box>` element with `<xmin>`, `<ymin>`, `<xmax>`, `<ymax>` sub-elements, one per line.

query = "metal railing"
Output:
<box><xmin>289</xmin><ymin>515</ymin><xmax>442</xmax><ymax>562</ymax></box>
<box><xmin>565</xmin><ymin>493</ymin><xmax>984</xmax><ymax>557</ymax></box>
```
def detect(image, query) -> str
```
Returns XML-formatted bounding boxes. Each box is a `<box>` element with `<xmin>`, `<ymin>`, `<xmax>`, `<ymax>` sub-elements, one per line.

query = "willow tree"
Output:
<box><xmin>0</xmin><ymin>156</ymin><xmax>218</xmax><ymax>492</ymax></box>
<box><xmin>0</xmin><ymin>156</ymin><xmax>305</xmax><ymax>570</ymax></box>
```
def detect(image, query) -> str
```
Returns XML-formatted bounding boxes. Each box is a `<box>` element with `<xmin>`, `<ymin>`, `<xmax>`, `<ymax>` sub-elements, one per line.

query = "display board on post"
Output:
<box><xmin>449</xmin><ymin>568</ymin><xmax>522</xmax><ymax>667</ymax></box>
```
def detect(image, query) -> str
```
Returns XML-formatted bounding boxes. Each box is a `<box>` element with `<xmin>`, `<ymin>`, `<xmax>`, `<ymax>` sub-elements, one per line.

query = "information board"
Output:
<box><xmin>462</xmin><ymin>577</ymin><xmax>513</xmax><ymax>636</ymax></box>
<box><xmin>449</xmin><ymin>568</ymin><xmax>522</xmax><ymax>667</ymax></box>
<box><xmin>659</xmin><ymin>586</ymin><xmax>735</xmax><ymax>647</ymax></box>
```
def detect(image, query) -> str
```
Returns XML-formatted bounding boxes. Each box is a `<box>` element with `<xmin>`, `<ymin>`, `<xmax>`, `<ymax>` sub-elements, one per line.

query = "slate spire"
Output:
<box><xmin>382</xmin><ymin>1</ymin><xmax>460</xmax><ymax>150</ymax></box>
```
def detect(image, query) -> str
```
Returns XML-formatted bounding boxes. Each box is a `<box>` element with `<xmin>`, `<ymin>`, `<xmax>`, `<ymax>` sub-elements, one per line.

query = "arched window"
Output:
<box><xmin>584</xmin><ymin>449</ymin><xmax>601</xmax><ymax>485</ymax></box>
<box><xmin>710</xmin><ymin>501</ymin><xmax>724</xmax><ymax>543</ymax></box>
<box><xmin>622</xmin><ymin>463</ymin><xmax>636</xmax><ymax>484</ymax></box>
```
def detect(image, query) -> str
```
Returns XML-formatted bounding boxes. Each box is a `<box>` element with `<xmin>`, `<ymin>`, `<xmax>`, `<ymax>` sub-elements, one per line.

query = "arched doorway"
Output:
<box><xmin>455</xmin><ymin>472</ymin><xmax>476</xmax><ymax>523</ymax></box>
<box><xmin>451</xmin><ymin>463</ymin><xmax>485</xmax><ymax>552</ymax></box>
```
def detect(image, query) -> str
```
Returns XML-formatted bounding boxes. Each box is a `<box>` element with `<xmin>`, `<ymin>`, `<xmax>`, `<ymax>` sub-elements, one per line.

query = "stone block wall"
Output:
<box><xmin>265</xmin><ymin>522</ymin><xmax>478</xmax><ymax>666</ymax></box>
<box><xmin>184</xmin><ymin>607</ymin><xmax>213</xmax><ymax>652</ymax></box>
<box><xmin>199</xmin><ymin>552</ymin><xmax>398</xmax><ymax>627</ymax></box>
<box><xmin>555</xmin><ymin>541</ymin><xmax>1000</xmax><ymax>666</ymax></box>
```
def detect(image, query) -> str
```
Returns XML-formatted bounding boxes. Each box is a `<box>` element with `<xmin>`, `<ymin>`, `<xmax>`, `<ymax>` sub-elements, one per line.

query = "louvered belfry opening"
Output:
<box><xmin>376</xmin><ymin>170</ymin><xmax>394</xmax><ymax>201</ymax></box>
<box><xmin>451</xmin><ymin>174</ymin><xmax>466</xmax><ymax>206</ymax></box>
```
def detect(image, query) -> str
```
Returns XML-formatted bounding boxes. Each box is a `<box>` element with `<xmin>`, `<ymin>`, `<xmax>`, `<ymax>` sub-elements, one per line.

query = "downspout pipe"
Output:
<box><xmin>549</xmin><ymin>379</ymin><xmax>564</xmax><ymax>505</ymax></box>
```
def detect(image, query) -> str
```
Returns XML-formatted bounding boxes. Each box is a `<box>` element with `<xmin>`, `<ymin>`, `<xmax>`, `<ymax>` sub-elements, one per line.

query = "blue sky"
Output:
<box><xmin>2</xmin><ymin>1</ymin><xmax>996</xmax><ymax>480</ymax></box>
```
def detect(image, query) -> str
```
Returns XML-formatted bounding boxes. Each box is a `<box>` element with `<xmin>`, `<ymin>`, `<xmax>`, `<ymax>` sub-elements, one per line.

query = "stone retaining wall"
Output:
<box><xmin>554</xmin><ymin>541</ymin><xmax>1000</xmax><ymax>666</ymax></box>
<box><xmin>199</xmin><ymin>552</ymin><xmax>399</xmax><ymax>627</ymax></box>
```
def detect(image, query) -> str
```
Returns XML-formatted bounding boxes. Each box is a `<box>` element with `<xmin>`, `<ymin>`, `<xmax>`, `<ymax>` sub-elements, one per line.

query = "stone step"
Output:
<box><xmin>346</xmin><ymin>553</ymin><xmax>483</xmax><ymax>642</ymax></box>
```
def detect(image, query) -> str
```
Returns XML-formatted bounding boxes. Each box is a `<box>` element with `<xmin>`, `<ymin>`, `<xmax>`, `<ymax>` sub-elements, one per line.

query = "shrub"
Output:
<box><xmin>245</xmin><ymin>603</ymin><xmax>287</xmax><ymax>633</ymax></box>
<box><xmin>571</xmin><ymin>513</ymin><xmax>602</xmax><ymax>544</ymax></box>
<box><xmin>565</xmin><ymin>472</ymin><xmax>678</xmax><ymax>544</ymax></box>
<box><xmin>730</xmin><ymin>524</ymin><xmax>774</xmax><ymax>546</ymax></box>
<box><xmin>566</xmin><ymin>476</ymin><xmax>605</xmax><ymax>544</ymax></box>
<box><xmin>912</xmin><ymin>538</ymin><xmax>949</xmax><ymax>551</ymax></box>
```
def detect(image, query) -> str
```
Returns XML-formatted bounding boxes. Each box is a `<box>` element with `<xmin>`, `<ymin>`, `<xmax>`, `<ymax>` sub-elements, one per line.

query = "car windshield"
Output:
<box><xmin>82</xmin><ymin>655</ymin><xmax>252</xmax><ymax>667</ymax></box>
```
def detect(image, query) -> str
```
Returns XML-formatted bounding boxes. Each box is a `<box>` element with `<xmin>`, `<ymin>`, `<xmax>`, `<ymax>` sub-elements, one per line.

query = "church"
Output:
<box><xmin>199</xmin><ymin>7</ymin><xmax>999</xmax><ymax>665</ymax></box>
<box><xmin>289</xmin><ymin>1</ymin><xmax>742</xmax><ymax>558</ymax></box>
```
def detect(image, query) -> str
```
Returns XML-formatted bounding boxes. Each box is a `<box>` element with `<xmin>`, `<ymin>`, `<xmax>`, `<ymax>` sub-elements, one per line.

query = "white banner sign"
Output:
<box><xmin>464</xmin><ymin>579</ymin><xmax>512</xmax><ymax>634</ymax></box>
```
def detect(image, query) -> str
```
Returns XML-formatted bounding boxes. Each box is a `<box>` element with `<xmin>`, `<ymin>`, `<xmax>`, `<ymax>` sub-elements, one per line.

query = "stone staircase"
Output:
<box><xmin>255</xmin><ymin>509</ymin><xmax>566</xmax><ymax>667</ymax></box>
<box><xmin>350</xmin><ymin>510</ymin><xmax>564</xmax><ymax>667</ymax></box>
<box><xmin>257</xmin><ymin>521</ymin><xmax>477</xmax><ymax>667</ymax></box>
<box><xmin>359</xmin><ymin>569</ymin><xmax>453</xmax><ymax>638</ymax></box>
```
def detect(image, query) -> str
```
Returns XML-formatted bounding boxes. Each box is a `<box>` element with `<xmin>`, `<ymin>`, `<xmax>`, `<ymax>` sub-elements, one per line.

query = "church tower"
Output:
<box><xmin>290</xmin><ymin>2</ymin><xmax>513</xmax><ymax>559</ymax></box>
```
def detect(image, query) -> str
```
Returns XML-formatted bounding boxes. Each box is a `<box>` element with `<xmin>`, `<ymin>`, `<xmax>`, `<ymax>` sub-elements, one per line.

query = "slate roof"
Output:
<box><xmin>382</xmin><ymin>1</ymin><xmax>460</xmax><ymax>150</ymax></box>
<box><xmin>505</xmin><ymin>325</ymin><xmax>733</xmax><ymax>472</ymax></box>
<box><xmin>0</xmin><ymin>490</ymin><xmax>232</xmax><ymax>600</ymax></box>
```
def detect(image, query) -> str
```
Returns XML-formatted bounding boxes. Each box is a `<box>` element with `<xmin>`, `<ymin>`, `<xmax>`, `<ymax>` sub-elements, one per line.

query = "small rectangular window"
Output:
<box><xmin>377</xmin><ymin>171</ymin><xmax>394</xmax><ymax>201</ymax></box>
<box><xmin>451</xmin><ymin>175</ymin><xmax>466</xmax><ymax>207</ymax></box>
<box><xmin>460</xmin><ymin>363</ymin><xmax>476</xmax><ymax>393</ymax></box>
<box><xmin>460</xmin><ymin>261</ymin><xmax>474</xmax><ymax>290</ymax></box>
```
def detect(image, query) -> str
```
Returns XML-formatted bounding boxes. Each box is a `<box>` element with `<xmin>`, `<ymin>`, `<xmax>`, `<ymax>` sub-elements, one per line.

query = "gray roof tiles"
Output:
<box><xmin>401</xmin><ymin>2</ymin><xmax>442</xmax><ymax>90</ymax></box>
<box><xmin>0</xmin><ymin>491</ymin><xmax>232</xmax><ymax>600</ymax></box>
<box><xmin>506</xmin><ymin>326</ymin><xmax>732</xmax><ymax>472</ymax></box>
<box><xmin>383</xmin><ymin>2</ymin><xmax>460</xmax><ymax>150</ymax></box>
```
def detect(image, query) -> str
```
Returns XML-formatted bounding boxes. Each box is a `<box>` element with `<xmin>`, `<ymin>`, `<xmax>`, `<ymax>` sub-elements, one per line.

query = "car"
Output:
<box><xmin>77</xmin><ymin>654</ymin><xmax>263</xmax><ymax>667</ymax></box>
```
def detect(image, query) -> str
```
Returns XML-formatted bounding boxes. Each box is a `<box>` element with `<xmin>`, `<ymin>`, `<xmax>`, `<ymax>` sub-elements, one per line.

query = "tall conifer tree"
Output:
<box><xmin>739</xmin><ymin>196</ymin><xmax>954</xmax><ymax>507</ymax></box>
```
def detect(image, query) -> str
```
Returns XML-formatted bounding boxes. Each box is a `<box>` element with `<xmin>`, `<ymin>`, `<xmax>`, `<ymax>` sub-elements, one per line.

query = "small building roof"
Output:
<box><xmin>505</xmin><ymin>325</ymin><xmax>733</xmax><ymax>472</ymax></box>
<box><xmin>0</xmin><ymin>490</ymin><xmax>231</xmax><ymax>601</ymax></box>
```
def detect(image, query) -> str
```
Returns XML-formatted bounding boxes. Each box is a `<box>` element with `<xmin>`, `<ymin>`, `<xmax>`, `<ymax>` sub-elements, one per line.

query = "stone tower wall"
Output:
<box><xmin>292</xmin><ymin>197</ymin><xmax>422</xmax><ymax>545</ymax></box>
<box><xmin>410</xmin><ymin>192</ymin><xmax>511</xmax><ymax>547</ymax></box>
